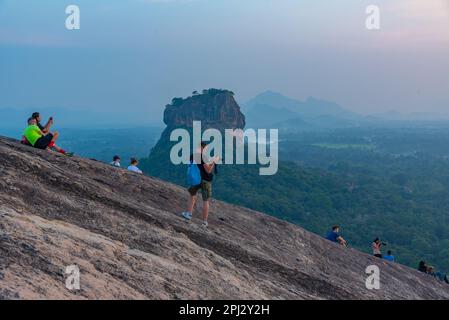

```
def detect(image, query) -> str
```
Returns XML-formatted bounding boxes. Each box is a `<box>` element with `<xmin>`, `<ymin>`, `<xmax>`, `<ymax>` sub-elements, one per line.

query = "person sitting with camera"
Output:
<box><xmin>32</xmin><ymin>112</ymin><xmax>53</xmax><ymax>134</ymax></box>
<box><xmin>372</xmin><ymin>237</ymin><xmax>386</xmax><ymax>258</ymax></box>
<box><xmin>27</xmin><ymin>112</ymin><xmax>72</xmax><ymax>156</ymax></box>
<box><xmin>23</xmin><ymin>117</ymin><xmax>59</xmax><ymax>151</ymax></box>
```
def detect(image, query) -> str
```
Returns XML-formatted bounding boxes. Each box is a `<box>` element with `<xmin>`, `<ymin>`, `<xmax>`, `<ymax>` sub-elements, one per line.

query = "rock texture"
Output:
<box><xmin>163</xmin><ymin>89</ymin><xmax>245</xmax><ymax>131</ymax></box>
<box><xmin>1</xmin><ymin>136</ymin><xmax>449</xmax><ymax>300</ymax></box>
<box><xmin>142</xmin><ymin>89</ymin><xmax>246</xmax><ymax>182</ymax></box>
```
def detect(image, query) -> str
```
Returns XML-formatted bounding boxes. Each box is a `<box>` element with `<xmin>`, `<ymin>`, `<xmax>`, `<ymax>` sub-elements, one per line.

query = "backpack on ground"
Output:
<box><xmin>187</xmin><ymin>160</ymin><xmax>201</xmax><ymax>187</ymax></box>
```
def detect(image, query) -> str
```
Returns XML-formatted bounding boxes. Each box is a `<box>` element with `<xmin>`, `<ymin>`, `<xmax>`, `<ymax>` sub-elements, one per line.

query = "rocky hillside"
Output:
<box><xmin>1</xmin><ymin>136</ymin><xmax>449</xmax><ymax>299</ymax></box>
<box><xmin>164</xmin><ymin>89</ymin><xmax>245</xmax><ymax>131</ymax></box>
<box><xmin>141</xmin><ymin>88</ymin><xmax>246</xmax><ymax>182</ymax></box>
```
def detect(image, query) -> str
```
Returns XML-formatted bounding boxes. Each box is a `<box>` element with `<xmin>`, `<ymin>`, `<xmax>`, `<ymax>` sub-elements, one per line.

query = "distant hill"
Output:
<box><xmin>163</xmin><ymin>89</ymin><xmax>244</xmax><ymax>131</ymax></box>
<box><xmin>243</xmin><ymin>91</ymin><xmax>351</xmax><ymax>116</ymax></box>
<box><xmin>141</xmin><ymin>88</ymin><xmax>245</xmax><ymax>182</ymax></box>
<box><xmin>245</xmin><ymin>104</ymin><xmax>299</xmax><ymax>127</ymax></box>
<box><xmin>242</xmin><ymin>91</ymin><xmax>364</xmax><ymax>130</ymax></box>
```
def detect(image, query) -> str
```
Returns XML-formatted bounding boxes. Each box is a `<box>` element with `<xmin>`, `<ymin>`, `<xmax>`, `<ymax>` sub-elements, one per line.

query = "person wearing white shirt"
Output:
<box><xmin>127</xmin><ymin>158</ymin><xmax>142</xmax><ymax>174</ymax></box>
<box><xmin>110</xmin><ymin>155</ymin><xmax>121</xmax><ymax>167</ymax></box>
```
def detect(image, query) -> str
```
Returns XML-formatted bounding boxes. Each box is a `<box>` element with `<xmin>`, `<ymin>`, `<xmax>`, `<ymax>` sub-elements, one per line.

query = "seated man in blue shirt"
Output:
<box><xmin>326</xmin><ymin>225</ymin><xmax>347</xmax><ymax>246</ymax></box>
<box><xmin>383</xmin><ymin>250</ymin><xmax>395</xmax><ymax>262</ymax></box>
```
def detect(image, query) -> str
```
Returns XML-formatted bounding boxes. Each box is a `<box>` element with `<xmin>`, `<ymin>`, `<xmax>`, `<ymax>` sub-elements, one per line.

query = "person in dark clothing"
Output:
<box><xmin>325</xmin><ymin>225</ymin><xmax>347</xmax><ymax>246</ymax></box>
<box><xmin>32</xmin><ymin>112</ymin><xmax>53</xmax><ymax>133</ymax></box>
<box><xmin>418</xmin><ymin>261</ymin><xmax>428</xmax><ymax>273</ymax></box>
<box><xmin>425</xmin><ymin>265</ymin><xmax>449</xmax><ymax>285</ymax></box>
<box><xmin>417</xmin><ymin>261</ymin><xmax>449</xmax><ymax>285</ymax></box>
<box><xmin>182</xmin><ymin>141</ymin><xmax>219</xmax><ymax>227</ymax></box>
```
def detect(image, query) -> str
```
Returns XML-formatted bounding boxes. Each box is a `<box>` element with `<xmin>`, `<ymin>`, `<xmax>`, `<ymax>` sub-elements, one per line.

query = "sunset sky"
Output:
<box><xmin>1</xmin><ymin>0</ymin><xmax>448</xmax><ymax>123</ymax></box>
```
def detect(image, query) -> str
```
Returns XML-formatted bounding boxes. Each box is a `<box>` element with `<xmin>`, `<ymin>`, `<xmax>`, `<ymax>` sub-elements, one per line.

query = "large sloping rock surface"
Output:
<box><xmin>1</xmin><ymin>136</ymin><xmax>448</xmax><ymax>300</ymax></box>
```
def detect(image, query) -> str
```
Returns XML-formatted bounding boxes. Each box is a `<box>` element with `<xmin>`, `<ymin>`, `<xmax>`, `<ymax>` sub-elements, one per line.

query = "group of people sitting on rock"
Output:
<box><xmin>21</xmin><ymin>112</ymin><xmax>73</xmax><ymax>156</ymax></box>
<box><xmin>418</xmin><ymin>261</ymin><xmax>449</xmax><ymax>284</ymax></box>
<box><xmin>326</xmin><ymin>226</ymin><xmax>449</xmax><ymax>285</ymax></box>
<box><xmin>109</xmin><ymin>155</ymin><xmax>143</xmax><ymax>174</ymax></box>
<box><xmin>325</xmin><ymin>225</ymin><xmax>395</xmax><ymax>262</ymax></box>
<box><xmin>21</xmin><ymin>112</ymin><xmax>145</xmax><ymax>175</ymax></box>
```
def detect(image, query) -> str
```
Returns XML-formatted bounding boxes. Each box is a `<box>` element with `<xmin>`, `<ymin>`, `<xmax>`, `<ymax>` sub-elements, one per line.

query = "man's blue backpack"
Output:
<box><xmin>187</xmin><ymin>161</ymin><xmax>201</xmax><ymax>187</ymax></box>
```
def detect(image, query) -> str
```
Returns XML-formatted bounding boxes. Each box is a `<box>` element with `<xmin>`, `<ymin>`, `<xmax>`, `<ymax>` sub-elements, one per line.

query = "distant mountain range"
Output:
<box><xmin>241</xmin><ymin>91</ymin><xmax>363</xmax><ymax>130</ymax></box>
<box><xmin>242</xmin><ymin>91</ymin><xmax>349</xmax><ymax>116</ymax></box>
<box><xmin>241</xmin><ymin>91</ymin><xmax>449</xmax><ymax>131</ymax></box>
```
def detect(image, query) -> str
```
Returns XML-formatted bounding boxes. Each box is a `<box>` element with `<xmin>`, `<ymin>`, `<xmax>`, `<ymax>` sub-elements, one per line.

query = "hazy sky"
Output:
<box><xmin>1</xmin><ymin>0</ymin><xmax>449</xmax><ymax>123</ymax></box>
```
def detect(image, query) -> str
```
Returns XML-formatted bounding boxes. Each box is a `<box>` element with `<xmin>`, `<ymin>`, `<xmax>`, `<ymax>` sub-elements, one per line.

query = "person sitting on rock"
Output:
<box><xmin>426</xmin><ymin>266</ymin><xmax>449</xmax><ymax>284</ymax></box>
<box><xmin>27</xmin><ymin>112</ymin><xmax>72</xmax><ymax>156</ymax></box>
<box><xmin>23</xmin><ymin>117</ymin><xmax>60</xmax><ymax>151</ymax></box>
<box><xmin>31</xmin><ymin>112</ymin><xmax>53</xmax><ymax>134</ymax></box>
<box><xmin>383</xmin><ymin>250</ymin><xmax>395</xmax><ymax>262</ymax></box>
<box><xmin>21</xmin><ymin>113</ymin><xmax>52</xmax><ymax>146</ymax></box>
<box><xmin>127</xmin><ymin>158</ymin><xmax>142</xmax><ymax>174</ymax></box>
<box><xmin>325</xmin><ymin>225</ymin><xmax>347</xmax><ymax>246</ymax></box>
<box><xmin>111</xmin><ymin>155</ymin><xmax>121</xmax><ymax>167</ymax></box>
<box><xmin>418</xmin><ymin>261</ymin><xmax>428</xmax><ymax>273</ymax></box>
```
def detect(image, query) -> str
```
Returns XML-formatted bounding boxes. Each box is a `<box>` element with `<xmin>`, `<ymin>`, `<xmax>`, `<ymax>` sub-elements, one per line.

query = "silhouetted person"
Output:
<box><xmin>418</xmin><ymin>261</ymin><xmax>428</xmax><ymax>273</ymax></box>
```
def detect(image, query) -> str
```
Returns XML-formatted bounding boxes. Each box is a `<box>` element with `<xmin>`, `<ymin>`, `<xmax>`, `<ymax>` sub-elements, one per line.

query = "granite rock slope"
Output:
<box><xmin>1</xmin><ymin>137</ymin><xmax>449</xmax><ymax>300</ymax></box>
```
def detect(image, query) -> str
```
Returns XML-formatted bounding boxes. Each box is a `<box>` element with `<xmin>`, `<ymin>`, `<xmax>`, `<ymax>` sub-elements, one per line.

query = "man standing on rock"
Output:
<box><xmin>182</xmin><ymin>141</ymin><xmax>219</xmax><ymax>227</ymax></box>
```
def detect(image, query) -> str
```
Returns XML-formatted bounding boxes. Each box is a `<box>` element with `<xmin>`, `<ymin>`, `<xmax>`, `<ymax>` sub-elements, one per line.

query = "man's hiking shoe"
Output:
<box><xmin>182</xmin><ymin>212</ymin><xmax>192</xmax><ymax>221</ymax></box>
<box><xmin>202</xmin><ymin>220</ymin><xmax>209</xmax><ymax>228</ymax></box>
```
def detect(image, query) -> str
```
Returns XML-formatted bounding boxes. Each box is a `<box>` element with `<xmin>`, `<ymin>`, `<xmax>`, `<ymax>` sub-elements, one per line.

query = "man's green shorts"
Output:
<box><xmin>188</xmin><ymin>180</ymin><xmax>212</xmax><ymax>201</ymax></box>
